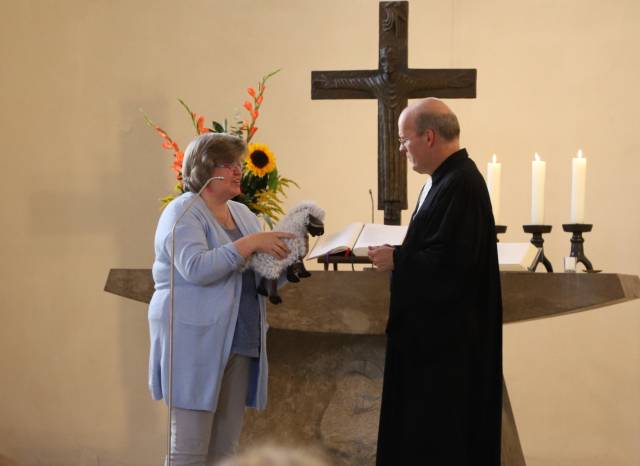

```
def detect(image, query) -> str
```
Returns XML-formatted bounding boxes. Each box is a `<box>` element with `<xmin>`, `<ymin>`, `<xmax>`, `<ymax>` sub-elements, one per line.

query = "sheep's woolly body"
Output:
<box><xmin>248</xmin><ymin>202</ymin><xmax>325</xmax><ymax>280</ymax></box>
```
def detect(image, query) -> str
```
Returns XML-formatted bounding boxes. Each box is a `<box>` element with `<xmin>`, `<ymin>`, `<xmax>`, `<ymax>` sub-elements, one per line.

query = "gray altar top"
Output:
<box><xmin>105</xmin><ymin>270</ymin><xmax>640</xmax><ymax>334</ymax></box>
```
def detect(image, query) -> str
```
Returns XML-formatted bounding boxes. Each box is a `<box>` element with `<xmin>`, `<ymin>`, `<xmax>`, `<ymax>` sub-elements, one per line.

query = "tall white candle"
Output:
<box><xmin>531</xmin><ymin>153</ymin><xmax>546</xmax><ymax>224</ymax></box>
<box><xmin>486</xmin><ymin>154</ymin><xmax>502</xmax><ymax>224</ymax></box>
<box><xmin>570</xmin><ymin>149</ymin><xmax>587</xmax><ymax>223</ymax></box>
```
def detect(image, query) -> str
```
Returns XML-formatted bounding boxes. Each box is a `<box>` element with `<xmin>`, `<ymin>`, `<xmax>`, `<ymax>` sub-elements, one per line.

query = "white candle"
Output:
<box><xmin>531</xmin><ymin>153</ymin><xmax>546</xmax><ymax>224</ymax></box>
<box><xmin>486</xmin><ymin>154</ymin><xmax>502</xmax><ymax>224</ymax></box>
<box><xmin>570</xmin><ymin>149</ymin><xmax>587</xmax><ymax>223</ymax></box>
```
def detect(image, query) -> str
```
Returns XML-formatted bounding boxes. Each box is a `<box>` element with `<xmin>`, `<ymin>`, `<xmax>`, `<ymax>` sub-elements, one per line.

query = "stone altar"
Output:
<box><xmin>105</xmin><ymin>270</ymin><xmax>640</xmax><ymax>466</ymax></box>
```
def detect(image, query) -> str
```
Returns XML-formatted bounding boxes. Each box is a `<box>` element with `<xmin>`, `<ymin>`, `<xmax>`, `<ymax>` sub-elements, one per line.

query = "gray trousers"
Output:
<box><xmin>165</xmin><ymin>354</ymin><xmax>251</xmax><ymax>466</ymax></box>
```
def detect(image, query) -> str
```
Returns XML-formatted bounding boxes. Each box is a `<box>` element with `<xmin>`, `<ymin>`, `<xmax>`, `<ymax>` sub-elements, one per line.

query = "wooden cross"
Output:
<box><xmin>311</xmin><ymin>1</ymin><xmax>477</xmax><ymax>225</ymax></box>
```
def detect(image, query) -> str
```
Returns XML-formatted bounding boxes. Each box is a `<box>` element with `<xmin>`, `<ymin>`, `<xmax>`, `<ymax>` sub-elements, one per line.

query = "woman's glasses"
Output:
<box><xmin>213</xmin><ymin>162</ymin><xmax>243</xmax><ymax>172</ymax></box>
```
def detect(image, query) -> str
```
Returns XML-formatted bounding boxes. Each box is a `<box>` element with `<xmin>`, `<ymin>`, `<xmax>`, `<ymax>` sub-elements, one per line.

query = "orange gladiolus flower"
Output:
<box><xmin>256</xmin><ymin>95</ymin><xmax>263</xmax><ymax>105</ymax></box>
<box><xmin>252</xmin><ymin>110</ymin><xmax>259</xmax><ymax>120</ymax></box>
<box><xmin>174</xmin><ymin>151</ymin><xmax>184</xmax><ymax>173</ymax></box>
<box><xmin>172</xmin><ymin>141</ymin><xmax>180</xmax><ymax>151</ymax></box>
<box><xmin>250</xmin><ymin>126</ymin><xmax>258</xmax><ymax>137</ymax></box>
<box><xmin>196</xmin><ymin>115</ymin><xmax>205</xmax><ymax>134</ymax></box>
<box><xmin>247</xmin><ymin>87</ymin><xmax>256</xmax><ymax>97</ymax></box>
<box><xmin>162</xmin><ymin>140</ymin><xmax>172</xmax><ymax>149</ymax></box>
<box><xmin>243</xmin><ymin>101</ymin><xmax>252</xmax><ymax>111</ymax></box>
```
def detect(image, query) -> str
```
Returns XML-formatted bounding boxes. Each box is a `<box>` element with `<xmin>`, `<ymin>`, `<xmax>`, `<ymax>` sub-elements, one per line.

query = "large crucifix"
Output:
<box><xmin>312</xmin><ymin>1</ymin><xmax>477</xmax><ymax>225</ymax></box>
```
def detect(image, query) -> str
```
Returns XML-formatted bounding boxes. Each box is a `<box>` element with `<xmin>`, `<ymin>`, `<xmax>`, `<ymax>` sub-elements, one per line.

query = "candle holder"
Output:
<box><xmin>522</xmin><ymin>225</ymin><xmax>553</xmax><ymax>272</ymax></box>
<box><xmin>495</xmin><ymin>225</ymin><xmax>507</xmax><ymax>242</ymax></box>
<box><xmin>562</xmin><ymin>224</ymin><xmax>598</xmax><ymax>272</ymax></box>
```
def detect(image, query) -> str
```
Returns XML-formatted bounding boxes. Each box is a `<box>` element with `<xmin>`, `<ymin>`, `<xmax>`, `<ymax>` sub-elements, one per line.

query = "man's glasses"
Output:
<box><xmin>398</xmin><ymin>137</ymin><xmax>412</xmax><ymax>148</ymax></box>
<box><xmin>399</xmin><ymin>130</ymin><xmax>429</xmax><ymax>149</ymax></box>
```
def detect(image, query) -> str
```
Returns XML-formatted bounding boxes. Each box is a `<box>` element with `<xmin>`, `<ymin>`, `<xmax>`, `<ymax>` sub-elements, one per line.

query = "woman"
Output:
<box><xmin>148</xmin><ymin>132</ymin><xmax>294</xmax><ymax>465</ymax></box>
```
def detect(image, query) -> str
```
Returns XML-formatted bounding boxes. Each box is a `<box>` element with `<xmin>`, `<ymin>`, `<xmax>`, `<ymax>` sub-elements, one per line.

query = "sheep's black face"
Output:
<box><xmin>307</xmin><ymin>214</ymin><xmax>324</xmax><ymax>236</ymax></box>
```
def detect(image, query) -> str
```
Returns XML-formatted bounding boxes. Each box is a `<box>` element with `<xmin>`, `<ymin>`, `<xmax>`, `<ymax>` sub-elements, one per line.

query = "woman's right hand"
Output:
<box><xmin>252</xmin><ymin>232</ymin><xmax>296</xmax><ymax>259</ymax></box>
<box><xmin>235</xmin><ymin>231</ymin><xmax>295</xmax><ymax>260</ymax></box>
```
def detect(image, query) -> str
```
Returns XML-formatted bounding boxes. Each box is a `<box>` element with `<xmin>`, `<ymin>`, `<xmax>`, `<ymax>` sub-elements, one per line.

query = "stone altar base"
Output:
<box><xmin>242</xmin><ymin>329</ymin><xmax>384</xmax><ymax>466</ymax></box>
<box><xmin>105</xmin><ymin>270</ymin><xmax>640</xmax><ymax>466</ymax></box>
<box><xmin>241</xmin><ymin>330</ymin><xmax>524</xmax><ymax>466</ymax></box>
<box><xmin>0</xmin><ymin>454</ymin><xmax>19</xmax><ymax>466</ymax></box>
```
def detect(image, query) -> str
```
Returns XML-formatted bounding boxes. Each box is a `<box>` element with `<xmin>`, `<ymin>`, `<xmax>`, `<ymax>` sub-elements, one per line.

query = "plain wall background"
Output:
<box><xmin>0</xmin><ymin>1</ymin><xmax>638</xmax><ymax>465</ymax></box>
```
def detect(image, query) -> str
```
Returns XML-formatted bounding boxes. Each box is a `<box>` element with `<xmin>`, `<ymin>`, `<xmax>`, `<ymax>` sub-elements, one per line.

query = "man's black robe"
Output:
<box><xmin>376</xmin><ymin>149</ymin><xmax>502</xmax><ymax>466</ymax></box>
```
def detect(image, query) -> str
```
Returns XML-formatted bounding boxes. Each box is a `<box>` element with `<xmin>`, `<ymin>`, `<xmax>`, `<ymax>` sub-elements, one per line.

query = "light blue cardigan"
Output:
<box><xmin>148</xmin><ymin>192</ymin><xmax>273</xmax><ymax>411</ymax></box>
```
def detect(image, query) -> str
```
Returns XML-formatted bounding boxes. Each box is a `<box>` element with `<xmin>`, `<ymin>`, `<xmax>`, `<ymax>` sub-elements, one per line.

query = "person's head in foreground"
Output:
<box><xmin>218</xmin><ymin>444</ymin><xmax>331</xmax><ymax>466</ymax></box>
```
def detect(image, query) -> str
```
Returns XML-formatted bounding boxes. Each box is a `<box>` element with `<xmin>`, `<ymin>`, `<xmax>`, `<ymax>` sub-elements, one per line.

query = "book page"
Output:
<box><xmin>307</xmin><ymin>223</ymin><xmax>364</xmax><ymax>259</ymax></box>
<box><xmin>497</xmin><ymin>243</ymin><xmax>540</xmax><ymax>271</ymax></box>
<box><xmin>352</xmin><ymin>224</ymin><xmax>408</xmax><ymax>256</ymax></box>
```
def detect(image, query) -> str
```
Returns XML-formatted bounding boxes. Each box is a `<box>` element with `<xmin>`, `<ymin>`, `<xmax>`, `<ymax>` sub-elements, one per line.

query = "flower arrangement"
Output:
<box><xmin>143</xmin><ymin>70</ymin><xmax>298</xmax><ymax>227</ymax></box>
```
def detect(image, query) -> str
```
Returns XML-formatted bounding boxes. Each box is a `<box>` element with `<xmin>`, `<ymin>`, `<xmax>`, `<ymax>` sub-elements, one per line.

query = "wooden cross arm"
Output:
<box><xmin>405</xmin><ymin>68</ymin><xmax>477</xmax><ymax>98</ymax></box>
<box><xmin>311</xmin><ymin>70</ymin><xmax>380</xmax><ymax>99</ymax></box>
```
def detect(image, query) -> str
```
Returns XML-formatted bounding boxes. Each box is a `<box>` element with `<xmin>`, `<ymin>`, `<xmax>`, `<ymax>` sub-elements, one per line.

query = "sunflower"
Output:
<box><xmin>245</xmin><ymin>143</ymin><xmax>276</xmax><ymax>177</ymax></box>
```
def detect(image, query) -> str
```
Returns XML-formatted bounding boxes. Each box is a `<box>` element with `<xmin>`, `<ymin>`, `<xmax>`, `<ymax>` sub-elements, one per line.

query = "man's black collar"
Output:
<box><xmin>431</xmin><ymin>148</ymin><xmax>468</xmax><ymax>184</ymax></box>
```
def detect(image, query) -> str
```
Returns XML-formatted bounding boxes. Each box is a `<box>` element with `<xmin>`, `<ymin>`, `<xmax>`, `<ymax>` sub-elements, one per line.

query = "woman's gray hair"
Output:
<box><xmin>414</xmin><ymin>111</ymin><xmax>460</xmax><ymax>141</ymax></box>
<box><xmin>181</xmin><ymin>132</ymin><xmax>246</xmax><ymax>192</ymax></box>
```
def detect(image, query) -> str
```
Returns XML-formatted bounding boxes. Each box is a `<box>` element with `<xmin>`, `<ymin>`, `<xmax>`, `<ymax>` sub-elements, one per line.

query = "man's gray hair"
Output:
<box><xmin>414</xmin><ymin>111</ymin><xmax>460</xmax><ymax>141</ymax></box>
<box><xmin>181</xmin><ymin>132</ymin><xmax>246</xmax><ymax>192</ymax></box>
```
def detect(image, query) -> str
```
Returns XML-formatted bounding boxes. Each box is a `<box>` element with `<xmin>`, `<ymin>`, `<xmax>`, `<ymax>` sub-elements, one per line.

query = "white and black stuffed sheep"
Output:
<box><xmin>247</xmin><ymin>201</ymin><xmax>325</xmax><ymax>304</ymax></box>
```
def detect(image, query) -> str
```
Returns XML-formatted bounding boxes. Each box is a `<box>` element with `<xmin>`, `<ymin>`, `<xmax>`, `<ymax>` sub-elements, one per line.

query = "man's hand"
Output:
<box><xmin>368</xmin><ymin>245</ymin><xmax>395</xmax><ymax>272</ymax></box>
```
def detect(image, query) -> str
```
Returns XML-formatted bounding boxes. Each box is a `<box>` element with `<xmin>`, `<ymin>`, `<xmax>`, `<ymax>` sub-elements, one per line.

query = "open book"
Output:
<box><xmin>307</xmin><ymin>223</ymin><xmax>408</xmax><ymax>259</ymax></box>
<box><xmin>307</xmin><ymin>223</ymin><xmax>541</xmax><ymax>272</ymax></box>
<box><xmin>496</xmin><ymin>242</ymin><xmax>541</xmax><ymax>272</ymax></box>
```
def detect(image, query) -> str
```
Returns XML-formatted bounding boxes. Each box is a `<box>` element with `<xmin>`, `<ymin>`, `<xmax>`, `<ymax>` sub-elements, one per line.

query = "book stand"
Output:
<box><xmin>317</xmin><ymin>252</ymin><xmax>372</xmax><ymax>271</ymax></box>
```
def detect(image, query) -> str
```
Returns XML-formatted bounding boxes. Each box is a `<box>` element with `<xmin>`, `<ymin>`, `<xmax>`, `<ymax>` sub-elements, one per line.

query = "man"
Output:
<box><xmin>369</xmin><ymin>98</ymin><xmax>502</xmax><ymax>466</ymax></box>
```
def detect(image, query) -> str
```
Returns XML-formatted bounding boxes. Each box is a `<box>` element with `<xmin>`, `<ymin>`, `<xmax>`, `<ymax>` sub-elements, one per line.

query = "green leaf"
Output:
<box><xmin>178</xmin><ymin>98</ymin><xmax>198</xmax><ymax>131</ymax></box>
<box><xmin>141</xmin><ymin>111</ymin><xmax>157</xmax><ymax>128</ymax></box>
<box><xmin>261</xmin><ymin>214</ymin><xmax>275</xmax><ymax>230</ymax></box>
<box><xmin>281</xmin><ymin>177</ymin><xmax>300</xmax><ymax>188</ymax></box>
<box><xmin>263</xmin><ymin>68</ymin><xmax>281</xmax><ymax>81</ymax></box>
<box><xmin>212</xmin><ymin>121</ymin><xmax>225</xmax><ymax>133</ymax></box>
<box><xmin>267</xmin><ymin>172</ymin><xmax>278</xmax><ymax>191</ymax></box>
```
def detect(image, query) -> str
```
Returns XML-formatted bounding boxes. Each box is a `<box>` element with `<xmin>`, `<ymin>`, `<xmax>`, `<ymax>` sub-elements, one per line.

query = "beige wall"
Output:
<box><xmin>0</xmin><ymin>0</ymin><xmax>638</xmax><ymax>465</ymax></box>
